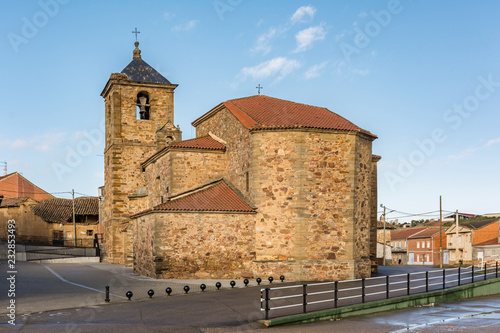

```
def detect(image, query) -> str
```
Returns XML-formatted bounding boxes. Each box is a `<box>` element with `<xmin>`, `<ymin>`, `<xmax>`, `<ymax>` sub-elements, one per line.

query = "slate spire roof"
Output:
<box><xmin>121</xmin><ymin>42</ymin><xmax>172</xmax><ymax>85</ymax></box>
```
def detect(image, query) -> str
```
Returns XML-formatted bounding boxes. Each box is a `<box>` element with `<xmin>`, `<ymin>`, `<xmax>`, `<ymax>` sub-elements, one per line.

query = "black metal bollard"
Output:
<box><xmin>215</xmin><ymin>282</ymin><xmax>222</xmax><ymax>290</ymax></box>
<box><xmin>268</xmin><ymin>276</ymin><xmax>274</xmax><ymax>284</ymax></box>
<box><xmin>280</xmin><ymin>275</ymin><xmax>285</xmax><ymax>282</ymax></box>
<box><xmin>243</xmin><ymin>279</ymin><xmax>249</xmax><ymax>286</ymax></box>
<box><xmin>147</xmin><ymin>289</ymin><xmax>154</xmax><ymax>298</ymax></box>
<box><xmin>183</xmin><ymin>286</ymin><xmax>190</xmax><ymax>294</ymax></box>
<box><xmin>105</xmin><ymin>286</ymin><xmax>110</xmax><ymax>302</ymax></box>
<box><xmin>126</xmin><ymin>291</ymin><xmax>133</xmax><ymax>301</ymax></box>
<box><xmin>230</xmin><ymin>280</ymin><xmax>236</xmax><ymax>288</ymax></box>
<box><xmin>256</xmin><ymin>277</ymin><xmax>262</xmax><ymax>285</ymax></box>
<box><xmin>165</xmin><ymin>287</ymin><xmax>172</xmax><ymax>296</ymax></box>
<box><xmin>200</xmin><ymin>284</ymin><xmax>206</xmax><ymax>292</ymax></box>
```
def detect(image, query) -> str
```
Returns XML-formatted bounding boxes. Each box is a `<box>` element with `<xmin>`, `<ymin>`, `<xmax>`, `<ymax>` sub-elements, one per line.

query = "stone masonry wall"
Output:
<box><xmin>133</xmin><ymin>212</ymin><xmax>256</xmax><ymax>279</ymax></box>
<box><xmin>195</xmin><ymin>107</ymin><xmax>253</xmax><ymax>201</ymax></box>
<box><xmin>103</xmin><ymin>78</ymin><xmax>177</xmax><ymax>264</ymax></box>
<box><xmin>0</xmin><ymin>202</ymin><xmax>51</xmax><ymax>243</ymax></box>
<box><xmin>251</xmin><ymin>130</ymin><xmax>373</xmax><ymax>281</ymax></box>
<box><xmin>353</xmin><ymin>136</ymin><xmax>373</xmax><ymax>278</ymax></box>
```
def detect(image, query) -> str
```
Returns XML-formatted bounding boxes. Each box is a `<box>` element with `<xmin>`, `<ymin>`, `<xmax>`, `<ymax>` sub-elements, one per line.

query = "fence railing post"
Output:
<box><xmin>361</xmin><ymin>278</ymin><xmax>365</xmax><ymax>303</ymax></box>
<box><xmin>303</xmin><ymin>284</ymin><xmax>307</xmax><ymax>314</ymax></box>
<box><xmin>496</xmin><ymin>261</ymin><xmax>498</xmax><ymax>278</ymax></box>
<box><xmin>386</xmin><ymin>276</ymin><xmax>389</xmax><ymax>299</ymax></box>
<box><xmin>458</xmin><ymin>267</ymin><xmax>461</xmax><ymax>286</ymax></box>
<box><xmin>472</xmin><ymin>264</ymin><xmax>475</xmax><ymax>283</ymax></box>
<box><xmin>334</xmin><ymin>281</ymin><xmax>338</xmax><ymax>308</ymax></box>
<box><xmin>425</xmin><ymin>271</ymin><xmax>429</xmax><ymax>292</ymax></box>
<box><xmin>407</xmin><ymin>273</ymin><xmax>410</xmax><ymax>295</ymax></box>
<box><xmin>484</xmin><ymin>262</ymin><xmax>487</xmax><ymax>280</ymax></box>
<box><xmin>443</xmin><ymin>269</ymin><xmax>446</xmax><ymax>289</ymax></box>
<box><xmin>265</xmin><ymin>288</ymin><xmax>270</xmax><ymax>320</ymax></box>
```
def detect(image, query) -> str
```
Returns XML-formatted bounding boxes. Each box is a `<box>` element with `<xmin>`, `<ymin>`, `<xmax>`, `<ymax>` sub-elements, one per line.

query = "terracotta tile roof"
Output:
<box><xmin>168</xmin><ymin>136</ymin><xmax>226</xmax><ymax>150</ymax></box>
<box><xmin>142</xmin><ymin>136</ymin><xmax>226</xmax><ymax>167</ymax></box>
<box><xmin>391</xmin><ymin>228</ymin><xmax>426</xmax><ymax>240</ymax></box>
<box><xmin>475</xmin><ymin>237</ymin><xmax>500</xmax><ymax>246</ymax></box>
<box><xmin>462</xmin><ymin>219</ymin><xmax>498</xmax><ymax>230</ymax></box>
<box><xmin>0</xmin><ymin>197</ymin><xmax>31</xmax><ymax>207</ymax></box>
<box><xmin>133</xmin><ymin>180</ymin><xmax>255</xmax><ymax>216</ymax></box>
<box><xmin>408</xmin><ymin>228</ymin><xmax>443</xmax><ymax>238</ymax></box>
<box><xmin>202</xmin><ymin>95</ymin><xmax>376</xmax><ymax>138</ymax></box>
<box><xmin>32</xmin><ymin>197</ymin><xmax>99</xmax><ymax>223</ymax></box>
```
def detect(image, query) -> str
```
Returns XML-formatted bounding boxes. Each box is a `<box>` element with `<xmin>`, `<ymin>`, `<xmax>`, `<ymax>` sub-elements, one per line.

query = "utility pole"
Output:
<box><xmin>382</xmin><ymin>205</ymin><xmax>386</xmax><ymax>266</ymax></box>
<box><xmin>455</xmin><ymin>209</ymin><xmax>459</xmax><ymax>264</ymax></box>
<box><xmin>72</xmin><ymin>189</ymin><xmax>77</xmax><ymax>247</ymax></box>
<box><xmin>439</xmin><ymin>196</ymin><xmax>443</xmax><ymax>268</ymax></box>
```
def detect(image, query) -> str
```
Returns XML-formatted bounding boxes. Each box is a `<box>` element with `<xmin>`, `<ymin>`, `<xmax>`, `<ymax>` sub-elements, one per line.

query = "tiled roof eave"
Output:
<box><xmin>152</xmin><ymin>208</ymin><xmax>256</xmax><ymax>214</ymax></box>
<box><xmin>249</xmin><ymin>125</ymin><xmax>377</xmax><ymax>138</ymax></box>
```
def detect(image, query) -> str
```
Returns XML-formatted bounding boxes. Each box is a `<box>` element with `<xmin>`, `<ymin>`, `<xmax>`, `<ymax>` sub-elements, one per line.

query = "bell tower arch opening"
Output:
<box><xmin>136</xmin><ymin>91</ymin><xmax>150</xmax><ymax>120</ymax></box>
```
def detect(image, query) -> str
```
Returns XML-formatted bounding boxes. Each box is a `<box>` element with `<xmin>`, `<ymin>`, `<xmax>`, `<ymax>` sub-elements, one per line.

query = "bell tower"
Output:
<box><xmin>101</xmin><ymin>41</ymin><xmax>181</xmax><ymax>264</ymax></box>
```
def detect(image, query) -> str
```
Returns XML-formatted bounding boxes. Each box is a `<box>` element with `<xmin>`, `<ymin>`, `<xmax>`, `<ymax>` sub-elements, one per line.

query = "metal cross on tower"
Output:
<box><xmin>256</xmin><ymin>84</ymin><xmax>263</xmax><ymax>95</ymax></box>
<box><xmin>132</xmin><ymin>28</ymin><xmax>141</xmax><ymax>41</ymax></box>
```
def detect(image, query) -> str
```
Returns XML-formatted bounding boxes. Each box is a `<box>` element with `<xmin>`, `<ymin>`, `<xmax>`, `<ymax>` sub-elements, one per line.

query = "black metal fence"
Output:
<box><xmin>261</xmin><ymin>262</ymin><xmax>500</xmax><ymax>320</ymax></box>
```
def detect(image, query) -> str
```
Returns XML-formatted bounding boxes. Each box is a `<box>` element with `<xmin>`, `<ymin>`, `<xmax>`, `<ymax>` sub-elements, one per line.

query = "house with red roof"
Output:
<box><xmin>0</xmin><ymin>172</ymin><xmax>53</xmax><ymax>201</ymax></box>
<box><xmin>103</xmin><ymin>42</ymin><xmax>380</xmax><ymax>281</ymax></box>
<box><xmin>407</xmin><ymin>228</ymin><xmax>447</xmax><ymax>266</ymax></box>
<box><xmin>446</xmin><ymin>219</ymin><xmax>500</xmax><ymax>265</ymax></box>
<box><xmin>390</xmin><ymin>228</ymin><xmax>426</xmax><ymax>265</ymax></box>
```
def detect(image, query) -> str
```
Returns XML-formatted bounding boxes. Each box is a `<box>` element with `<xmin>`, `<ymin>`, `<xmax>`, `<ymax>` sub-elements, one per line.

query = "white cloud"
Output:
<box><xmin>291</xmin><ymin>6</ymin><xmax>316</xmax><ymax>24</ymax></box>
<box><xmin>335</xmin><ymin>29</ymin><xmax>348</xmax><ymax>41</ymax></box>
<box><xmin>163</xmin><ymin>12</ymin><xmax>175</xmax><ymax>20</ymax></box>
<box><xmin>304</xmin><ymin>62</ymin><xmax>328</xmax><ymax>79</ymax></box>
<box><xmin>2</xmin><ymin>131</ymin><xmax>67</xmax><ymax>152</ymax></box>
<box><xmin>352</xmin><ymin>68</ymin><xmax>370</xmax><ymax>76</ymax></box>
<box><xmin>172</xmin><ymin>20</ymin><xmax>199</xmax><ymax>32</ymax></box>
<box><xmin>358</xmin><ymin>11</ymin><xmax>368</xmax><ymax>18</ymax></box>
<box><xmin>486</xmin><ymin>137</ymin><xmax>500</xmax><ymax>147</ymax></box>
<box><xmin>252</xmin><ymin>27</ymin><xmax>278</xmax><ymax>55</ymax></box>
<box><xmin>238</xmin><ymin>57</ymin><xmax>301</xmax><ymax>82</ymax></box>
<box><xmin>294</xmin><ymin>25</ymin><xmax>327</xmax><ymax>52</ymax></box>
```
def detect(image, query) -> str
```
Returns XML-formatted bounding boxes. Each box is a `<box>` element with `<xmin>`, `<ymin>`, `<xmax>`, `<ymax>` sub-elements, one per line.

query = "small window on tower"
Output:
<box><xmin>136</xmin><ymin>91</ymin><xmax>150</xmax><ymax>120</ymax></box>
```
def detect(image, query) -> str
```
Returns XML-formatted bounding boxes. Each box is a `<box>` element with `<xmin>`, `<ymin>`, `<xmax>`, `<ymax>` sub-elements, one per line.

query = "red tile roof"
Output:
<box><xmin>0</xmin><ymin>197</ymin><xmax>31</xmax><ymax>207</ymax></box>
<box><xmin>168</xmin><ymin>136</ymin><xmax>226</xmax><ymax>150</ymax></box>
<box><xmin>133</xmin><ymin>180</ymin><xmax>255</xmax><ymax>216</ymax></box>
<box><xmin>408</xmin><ymin>228</ymin><xmax>443</xmax><ymax>238</ymax></box>
<box><xmin>32</xmin><ymin>197</ymin><xmax>99</xmax><ymax>223</ymax></box>
<box><xmin>194</xmin><ymin>95</ymin><xmax>376</xmax><ymax>138</ymax></box>
<box><xmin>475</xmin><ymin>237</ymin><xmax>500</xmax><ymax>246</ymax></box>
<box><xmin>391</xmin><ymin>228</ymin><xmax>426</xmax><ymax>240</ymax></box>
<box><xmin>142</xmin><ymin>136</ymin><xmax>226</xmax><ymax>167</ymax></box>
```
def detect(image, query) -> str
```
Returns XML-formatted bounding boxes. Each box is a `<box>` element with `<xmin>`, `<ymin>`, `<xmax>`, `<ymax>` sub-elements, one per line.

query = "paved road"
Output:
<box><xmin>1</xmin><ymin>262</ymin><xmax>499</xmax><ymax>332</ymax></box>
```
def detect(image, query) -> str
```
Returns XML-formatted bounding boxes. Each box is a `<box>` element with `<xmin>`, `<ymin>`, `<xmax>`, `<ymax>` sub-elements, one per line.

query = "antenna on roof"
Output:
<box><xmin>0</xmin><ymin>161</ymin><xmax>6</xmax><ymax>175</ymax></box>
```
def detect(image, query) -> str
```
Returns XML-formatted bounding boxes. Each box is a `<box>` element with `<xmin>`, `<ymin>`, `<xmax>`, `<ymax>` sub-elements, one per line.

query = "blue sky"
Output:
<box><xmin>1</xmin><ymin>0</ymin><xmax>499</xmax><ymax>222</ymax></box>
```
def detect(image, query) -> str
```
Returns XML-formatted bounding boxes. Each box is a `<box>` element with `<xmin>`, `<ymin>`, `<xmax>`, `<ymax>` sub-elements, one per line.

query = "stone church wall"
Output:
<box><xmin>250</xmin><ymin>130</ymin><xmax>373</xmax><ymax>281</ymax></box>
<box><xmin>133</xmin><ymin>212</ymin><xmax>256</xmax><ymax>279</ymax></box>
<box><xmin>195</xmin><ymin>107</ymin><xmax>253</xmax><ymax>201</ymax></box>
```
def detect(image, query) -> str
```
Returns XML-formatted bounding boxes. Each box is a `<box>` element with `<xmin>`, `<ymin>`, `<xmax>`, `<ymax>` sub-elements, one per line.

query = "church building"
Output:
<box><xmin>102</xmin><ymin>42</ymin><xmax>380</xmax><ymax>281</ymax></box>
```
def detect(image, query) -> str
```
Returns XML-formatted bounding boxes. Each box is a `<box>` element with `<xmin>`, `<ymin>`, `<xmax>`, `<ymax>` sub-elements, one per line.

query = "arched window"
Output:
<box><xmin>136</xmin><ymin>91</ymin><xmax>150</xmax><ymax>120</ymax></box>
